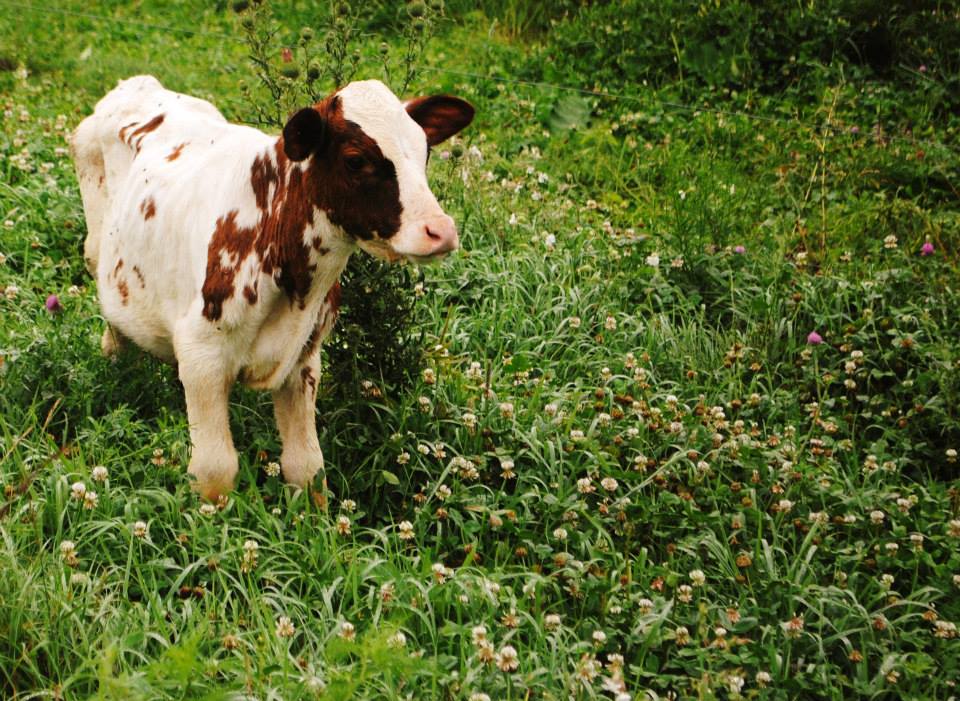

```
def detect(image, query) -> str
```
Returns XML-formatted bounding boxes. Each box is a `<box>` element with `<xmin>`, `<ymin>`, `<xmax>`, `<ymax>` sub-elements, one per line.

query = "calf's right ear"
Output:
<box><xmin>283</xmin><ymin>108</ymin><xmax>328</xmax><ymax>161</ymax></box>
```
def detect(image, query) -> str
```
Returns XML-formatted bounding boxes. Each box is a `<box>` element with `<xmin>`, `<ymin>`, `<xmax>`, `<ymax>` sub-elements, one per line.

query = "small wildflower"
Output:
<box><xmin>436</xmin><ymin>484</ymin><xmax>451</xmax><ymax>500</ymax></box>
<box><xmin>45</xmin><ymin>294</ymin><xmax>62</xmax><ymax>313</ymax></box>
<box><xmin>496</xmin><ymin>645</ymin><xmax>519</xmax><ymax>672</ymax></box>
<box><xmin>883</xmin><ymin>234</ymin><xmax>898</xmax><ymax>249</ymax></box>
<box><xmin>921</xmin><ymin>241</ymin><xmax>935</xmax><ymax>256</ymax></box>
<box><xmin>70</xmin><ymin>481</ymin><xmax>87</xmax><ymax>500</ymax></box>
<box><xmin>577</xmin><ymin>477</ymin><xmax>595</xmax><ymax>494</ymax></box>
<box><xmin>91</xmin><ymin>465</ymin><xmax>108</xmax><ymax>482</ymax></box>
<box><xmin>339</xmin><ymin>621</ymin><xmax>356</xmax><ymax>641</ymax></box>
<box><xmin>592</xmin><ymin>629</ymin><xmax>607</xmax><ymax>646</ymax></box>
<box><xmin>431</xmin><ymin>561</ymin><xmax>451</xmax><ymax>583</ymax></box>
<box><xmin>933</xmin><ymin>620</ymin><xmax>958</xmax><ymax>639</ymax></box>
<box><xmin>570</xmin><ymin>429</ymin><xmax>586</xmax><ymax>442</ymax></box>
<box><xmin>264</xmin><ymin>461</ymin><xmax>281</xmax><ymax>477</ymax></box>
<box><xmin>948</xmin><ymin>519</ymin><xmax>960</xmax><ymax>538</ymax></box>
<box><xmin>132</xmin><ymin>521</ymin><xmax>148</xmax><ymax>538</ymax></box>
<box><xmin>387</xmin><ymin>630</ymin><xmax>407</xmax><ymax>648</ymax></box>
<box><xmin>870</xmin><ymin>510</ymin><xmax>885</xmax><ymax>525</ymax></box>
<box><xmin>675</xmin><ymin>626</ymin><xmax>690</xmax><ymax>646</ymax></box>
<box><xmin>82</xmin><ymin>490</ymin><xmax>99</xmax><ymax>510</ymax></box>
<box><xmin>499</xmin><ymin>459</ymin><xmax>516</xmax><ymax>479</ymax></box>
<box><xmin>199</xmin><ymin>503</ymin><xmax>217</xmax><ymax>517</ymax></box>
<box><xmin>568</xmin><ymin>316</ymin><xmax>581</xmax><ymax>329</ymax></box>
<box><xmin>733</xmin><ymin>245</ymin><xmax>746</xmax><ymax>254</ymax></box>
<box><xmin>689</xmin><ymin>569</ymin><xmax>706</xmax><ymax>587</ymax></box>
<box><xmin>807</xmin><ymin>331</ymin><xmax>823</xmax><ymax>345</ymax></box>
<box><xmin>645</xmin><ymin>253</ymin><xmax>660</xmax><ymax>268</ymax></box>
<box><xmin>397</xmin><ymin>451</ymin><xmax>411</xmax><ymax>464</ymax></box>
<box><xmin>544</xmin><ymin>613</ymin><xmax>562</xmax><ymax>630</ymax></box>
<box><xmin>553</xmin><ymin>527</ymin><xmax>568</xmax><ymax>541</ymax></box>
<box><xmin>604</xmin><ymin>315</ymin><xmax>617</xmax><ymax>330</ymax></box>
<box><xmin>638</xmin><ymin>598</ymin><xmax>654</xmax><ymax>615</ymax></box>
<box><xmin>462</xmin><ymin>412</ymin><xmax>477</xmax><ymax>430</ymax></box>
<box><xmin>151</xmin><ymin>448</ymin><xmax>166</xmax><ymax>466</ymax></box>
<box><xmin>499</xmin><ymin>402</ymin><xmax>514</xmax><ymax>419</ymax></box>
<box><xmin>422</xmin><ymin>368</ymin><xmax>436</xmax><ymax>384</ymax></box>
<box><xmin>336</xmin><ymin>515</ymin><xmax>351</xmax><ymax>536</ymax></box>
<box><xmin>756</xmin><ymin>671</ymin><xmax>772</xmax><ymax>687</ymax></box>
<box><xmin>782</xmin><ymin>615</ymin><xmax>804</xmax><ymax>638</ymax></box>
<box><xmin>600</xmin><ymin>477</ymin><xmax>618</xmax><ymax>492</ymax></box>
<box><xmin>677</xmin><ymin>584</ymin><xmax>694</xmax><ymax>603</ymax></box>
<box><xmin>275</xmin><ymin>616</ymin><xmax>295</xmax><ymax>639</ymax></box>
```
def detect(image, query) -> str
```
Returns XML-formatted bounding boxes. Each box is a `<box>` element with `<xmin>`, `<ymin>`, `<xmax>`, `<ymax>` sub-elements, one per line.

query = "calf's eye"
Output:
<box><xmin>345</xmin><ymin>155</ymin><xmax>366</xmax><ymax>171</ymax></box>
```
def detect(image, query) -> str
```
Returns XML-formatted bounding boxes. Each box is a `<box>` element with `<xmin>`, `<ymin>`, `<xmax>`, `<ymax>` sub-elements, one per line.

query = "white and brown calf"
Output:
<box><xmin>71</xmin><ymin>76</ymin><xmax>473</xmax><ymax>499</ymax></box>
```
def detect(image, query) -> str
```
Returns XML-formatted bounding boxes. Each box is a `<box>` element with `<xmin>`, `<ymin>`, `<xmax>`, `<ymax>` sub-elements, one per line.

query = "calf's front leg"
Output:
<box><xmin>272</xmin><ymin>350</ymin><xmax>325</xmax><ymax>489</ymax></box>
<box><xmin>176</xmin><ymin>342</ymin><xmax>239</xmax><ymax>500</ymax></box>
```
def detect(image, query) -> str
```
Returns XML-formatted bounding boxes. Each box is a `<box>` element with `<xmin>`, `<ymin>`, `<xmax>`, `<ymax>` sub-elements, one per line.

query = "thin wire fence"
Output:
<box><xmin>3</xmin><ymin>0</ymin><xmax>956</xmax><ymax>155</ymax></box>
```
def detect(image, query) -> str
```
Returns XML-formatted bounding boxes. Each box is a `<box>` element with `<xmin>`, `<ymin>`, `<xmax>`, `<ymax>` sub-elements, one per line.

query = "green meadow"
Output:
<box><xmin>1</xmin><ymin>1</ymin><xmax>959</xmax><ymax>698</ymax></box>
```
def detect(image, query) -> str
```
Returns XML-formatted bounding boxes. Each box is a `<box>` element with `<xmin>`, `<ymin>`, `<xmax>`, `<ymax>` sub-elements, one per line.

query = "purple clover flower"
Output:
<box><xmin>807</xmin><ymin>331</ymin><xmax>823</xmax><ymax>345</ymax></box>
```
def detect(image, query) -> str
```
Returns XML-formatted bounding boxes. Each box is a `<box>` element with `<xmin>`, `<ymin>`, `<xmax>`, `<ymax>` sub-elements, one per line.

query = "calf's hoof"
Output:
<box><xmin>188</xmin><ymin>456</ymin><xmax>238</xmax><ymax>501</ymax></box>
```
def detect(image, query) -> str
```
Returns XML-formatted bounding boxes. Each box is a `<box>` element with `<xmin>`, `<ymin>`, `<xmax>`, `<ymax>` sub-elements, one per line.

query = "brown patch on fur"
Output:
<box><xmin>297</xmin><ymin>282</ymin><xmax>341</xmax><ymax>362</ymax></box>
<box><xmin>117</xmin><ymin>277</ymin><xmax>129</xmax><ymax>305</ymax></box>
<box><xmin>124</xmin><ymin>114</ymin><xmax>165</xmax><ymax>153</ymax></box>
<box><xmin>201</xmin><ymin>210</ymin><xmax>258</xmax><ymax>321</ymax></box>
<box><xmin>300</xmin><ymin>366</ymin><xmax>317</xmax><ymax>396</ymax></box>
<box><xmin>140</xmin><ymin>197</ymin><xmax>156</xmax><ymax>220</ymax></box>
<box><xmin>132</xmin><ymin>265</ymin><xmax>146</xmax><ymax>288</ymax></box>
<box><xmin>118</xmin><ymin>120</ymin><xmax>139</xmax><ymax>142</ymax></box>
<box><xmin>243</xmin><ymin>284</ymin><xmax>258</xmax><ymax>305</ymax></box>
<box><xmin>112</xmin><ymin>258</ymin><xmax>124</xmax><ymax>278</ymax></box>
<box><xmin>310</xmin><ymin>95</ymin><xmax>402</xmax><ymax>241</ymax></box>
<box><xmin>166</xmin><ymin>142</ymin><xmax>187</xmax><ymax>161</ymax></box>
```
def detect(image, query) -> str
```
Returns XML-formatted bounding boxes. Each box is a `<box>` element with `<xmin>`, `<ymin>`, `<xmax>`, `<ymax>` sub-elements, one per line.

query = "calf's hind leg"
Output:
<box><xmin>272</xmin><ymin>350</ymin><xmax>325</xmax><ymax>489</ymax></box>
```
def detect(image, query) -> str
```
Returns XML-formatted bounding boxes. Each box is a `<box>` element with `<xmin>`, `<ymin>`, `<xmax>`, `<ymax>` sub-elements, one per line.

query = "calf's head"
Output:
<box><xmin>282</xmin><ymin>80</ymin><xmax>474</xmax><ymax>262</ymax></box>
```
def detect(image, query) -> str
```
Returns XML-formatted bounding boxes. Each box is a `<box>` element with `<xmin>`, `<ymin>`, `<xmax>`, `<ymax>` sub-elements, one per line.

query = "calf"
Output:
<box><xmin>71</xmin><ymin>76</ymin><xmax>473</xmax><ymax>499</ymax></box>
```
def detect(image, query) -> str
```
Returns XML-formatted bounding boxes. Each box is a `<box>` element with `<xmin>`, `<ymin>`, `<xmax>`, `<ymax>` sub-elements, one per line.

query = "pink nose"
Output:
<box><xmin>423</xmin><ymin>215</ymin><xmax>459</xmax><ymax>256</ymax></box>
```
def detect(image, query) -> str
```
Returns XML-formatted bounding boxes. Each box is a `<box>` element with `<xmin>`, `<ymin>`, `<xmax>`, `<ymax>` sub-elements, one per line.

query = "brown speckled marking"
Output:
<box><xmin>117</xmin><ymin>277</ymin><xmax>129</xmax><ymax>305</ymax></box>
<box><xmin>132</xmin><ymin>265</ymin><xmax>146</xmax><ymax>288</ymax></box>
<box><xmin>112</xmin><ymin>258</ymin><xmax>124</xmax><ymax>278</ymax></box>
<box><xmin>300</xmin><ymin>366</ymin><xmax>317</xmax><ymax>397</ymax></box>
<box><xmin>166</xmin><ymin>142</ymin><xmax>187</xmax><ymax>161</ymax></box>
<box><xmin>140</xmin><ymin>197</ymin><xmax>156</xmax><ymax>220</ymax></box>
<box><xmin>126</xmin><ymin>114</ymin><xmax>165</xmax><ymax>153</ymax></box>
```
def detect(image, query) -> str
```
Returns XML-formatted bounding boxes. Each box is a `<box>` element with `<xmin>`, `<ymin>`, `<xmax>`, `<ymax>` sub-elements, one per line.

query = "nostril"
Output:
<box><xmin>425</xmin><ymin>226</ymin><xmax>442</xmax><ymax>241</ymax></box>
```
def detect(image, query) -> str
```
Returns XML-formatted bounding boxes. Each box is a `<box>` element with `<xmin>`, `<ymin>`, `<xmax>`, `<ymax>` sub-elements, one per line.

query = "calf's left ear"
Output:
<box><xmin>283</xmin><ymin>107</ymin><xmax>328</xmax><ymax>161</ymax></box>
<box><xmin>405</xmin><ymin>95</ymin><xmax>475</xmax><ymax>146</ymax></box>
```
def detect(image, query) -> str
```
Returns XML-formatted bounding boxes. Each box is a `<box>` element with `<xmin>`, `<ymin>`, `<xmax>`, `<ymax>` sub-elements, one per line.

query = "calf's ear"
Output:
<box><xmin>283</xmin><ymin>107</ymin><xmax>328</xmax><ymax>161</ymax></box>
<box><xmin>404</xmin><ymin>95</ymin><xmax>475</xmax><ymax>146</ymax></box>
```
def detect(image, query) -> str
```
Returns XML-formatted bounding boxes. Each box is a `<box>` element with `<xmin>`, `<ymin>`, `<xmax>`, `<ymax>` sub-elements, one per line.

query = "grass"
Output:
<box><xmin>1</xmin><ymin>1</ymin><xmax>960</xmax><ymax>699</ymax></box>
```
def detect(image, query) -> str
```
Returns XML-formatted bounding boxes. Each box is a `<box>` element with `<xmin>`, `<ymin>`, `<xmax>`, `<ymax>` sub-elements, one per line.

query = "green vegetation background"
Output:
<box><xmin>1</xmin><ymin>1</ymin><xmax>958</xmax><ymax>699</ymax></box>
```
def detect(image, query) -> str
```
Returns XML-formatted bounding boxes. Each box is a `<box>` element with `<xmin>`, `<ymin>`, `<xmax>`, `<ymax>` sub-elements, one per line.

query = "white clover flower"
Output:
<box><xmin>677</xmin><ymin>584</ymin><xmax>694</xmax><ymax>603</ymax></box>
<box><xmin>604</xmin><ymin>315</ymin><xmax>617</xmax><ymax>331</ymax></box>
<box><xmin>544</xmin><ymin>402</ymin><xmax>559</xmax><ymax>417</ymax></box>
<box><xmin>756</xmin><ymin>670</ymin><xmax>772</xmax><ymax>687</ymax></box>
<box><xmin>592</xmin><ymin>629</ymin><xmax>607</xmax><ymax>646</ymax></box>
<box><xmin>675</xmin><ymin>625</ymin><xmax>690</xmax><ymax>645</ymax></box>
<box><xmin>570</xmin><ymin>429</ymin><xmax>586</xmax><ymax>442</ymax></box>
<box><xmin>462</xmin><ymin>412</ymin><xmax>477</xmax><ymax>430</ymax></box>
<box><xmin>638</xmin><ymin>598</ymin><xmax>654</xmax><ymax>615</ymax></box>
<box><xmin>341</xmin><ymin>499</ymin><xmax>356</xmax><ymax>513</ymax></box>
<box><xmin>544</xmin><ymin>613</ymin><xmax>562</xmax><ymax>630</ymax></box>
<box><xmin>645</xmin><ymin>252</ymin><xmax>660</xmax><ymax>267</ymax></box>
<box><xmin>397</xmin><ymin>451</ymin><xmax>411</xmax><ymax>464</ymax></box>
<box><xmin>553</xmin><ymin>527</ymin><xmax>568</xmax><ymax>541</ymax></box>
<box><xmin>568</xmin><ymin>316</ymin><xmax>581</xmax><ymax>329</ymax></box>
<box><xmin>132</xmin><ymin>521</ymin><xmax>148</xmax><ymax>538</ymax></box>
<box><xmin>431</xmin><ymin>562</ymin><xmax>451</xmax><ymax>583</ymax></box>
<box><xmin>91</xmin><ymin>465</ymin><xmax>108</xmax><ymax>482</ymax></box>
<box><xmin>275</xmin><ymin>616</ymin><xmax>295</xmax><ymax>639</ymax></box>
<box><xmin>70</xmin><ymin>481</ymin><xmax>87</xmax><ymax>500</ymax></box>
<box><xmin>781</xmin><ymin>615</ymin><xmax>804</xmax><ymax>638</ymax></box>
<box><xmin>436</xmin><ymin>484</ymin><xmax>451</xmax><ymax>501</ymax></box>
<box><xmin>870</xmin><ymin>510</ymin><xmax>886</xmax><ymax>525</ymax></box>
<box><xmin>264</xmin><ymin>461</ymin><xmax>281</xmax><ymax>477</ymax></box>
<box><xmin>82</xmin><ymin>490</ymin><xmax>99</xmax><ymax>510</ymax></box>
<box><xmin>60</xmin><ymin>540</ymin><xmax>76</xmax><ymax>558</ymax></box>
<box><xmin>339</xmin><ymin>621</ymin><xmax>356</xmax><ymax>641</ymax></box>
<box><xmin>689</xmin><ymin>569</ymin><xmax>706</xmax><ymax>587</ymax></box>
<box><xmin>496</xmin><ymin>645</ymin><xmax>519</xmax><ymax>672</ymax></box>
<box><xmin>499</xmin><ymin>402</ymin><xmax>515</xmax><ymax>419</ymax></box>
<box><xmin>199</xmin><ymin>503</ymin><xmax>217</xmax><ymax>517</ymax></box>
<box><xmin>336</xmin><ymin>515</ymin><xmax>351</xmax><ymax>536</ymax></box>
<box><xmin>576</xmin><ymin>477</ymin><xmax>595</xmax><ymax>494</ymax></box>
<box><xmin>601</xmin><ymin>477</ymin><xmax>618</xmax><ymax>492</ymax></box>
